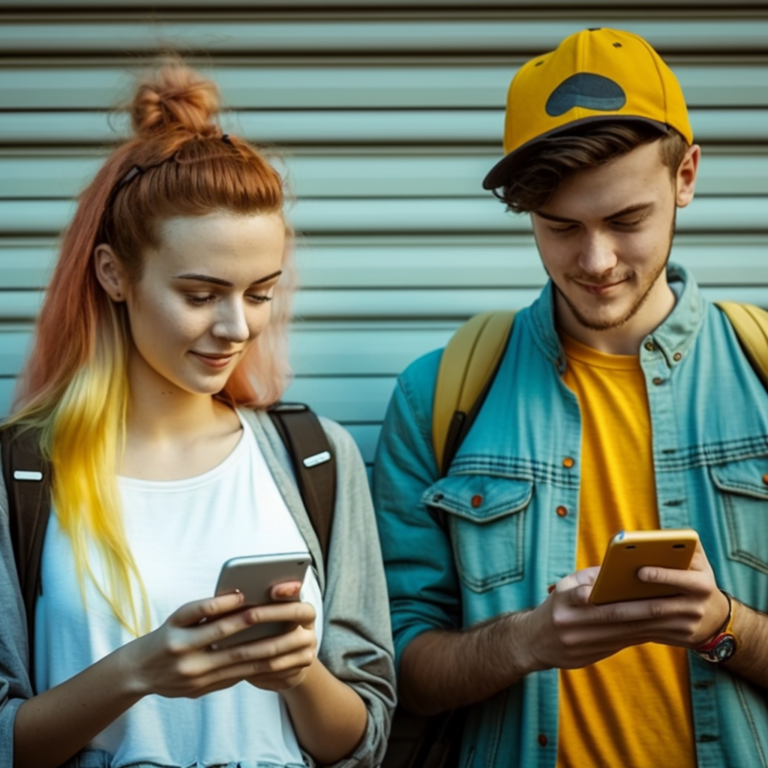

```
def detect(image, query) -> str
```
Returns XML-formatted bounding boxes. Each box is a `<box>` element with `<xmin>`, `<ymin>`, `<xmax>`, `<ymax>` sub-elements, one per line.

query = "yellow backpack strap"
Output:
<box><xmin>716</xmin><ymin>301</ymin><xmax>768</xmax><ymax>391</ymax></box>
<box><xmin>433</xmin><ymin>310</ymin><xmax>516</xmax><ymax>476</ymax></box>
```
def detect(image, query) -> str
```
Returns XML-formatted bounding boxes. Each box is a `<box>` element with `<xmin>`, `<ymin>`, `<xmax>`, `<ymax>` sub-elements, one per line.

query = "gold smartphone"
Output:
<box><xmin>589</xmin><ymin>529</ymin><xmax>699</xmax><ymax>606</ymax></box>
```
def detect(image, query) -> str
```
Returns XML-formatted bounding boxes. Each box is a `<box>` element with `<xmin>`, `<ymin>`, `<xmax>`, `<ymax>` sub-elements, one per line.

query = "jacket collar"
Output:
<box><xmin>526</xmin><ymin>262</ymin><xmax>707</xmax><ymax>370</ymax></box>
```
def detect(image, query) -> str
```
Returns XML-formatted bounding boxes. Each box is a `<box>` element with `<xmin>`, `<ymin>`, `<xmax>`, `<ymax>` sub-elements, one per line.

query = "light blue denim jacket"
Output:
<box><xmin>373</xmin><ymin>264</ymin><xmax>768</xmax><ymax>768</ymax></box>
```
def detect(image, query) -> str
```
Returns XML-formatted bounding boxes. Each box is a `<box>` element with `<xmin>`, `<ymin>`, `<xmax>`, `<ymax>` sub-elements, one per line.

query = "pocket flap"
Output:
<box><xmin>710</xmin><ymin>457</ymin><xmax>768</xmax><ymax>500</ymax></box>
<box><xmin>422</xmin><ymin>474</ymin><xmax>534</xmax><ymax>523</ymax></box>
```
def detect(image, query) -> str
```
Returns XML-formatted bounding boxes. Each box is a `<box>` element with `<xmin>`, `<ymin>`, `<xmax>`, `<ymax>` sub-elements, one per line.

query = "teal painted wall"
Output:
<box><xmin>1</xmin><ymin>3</ymin><xmax>767</xmax><ymax>465</ymax></box>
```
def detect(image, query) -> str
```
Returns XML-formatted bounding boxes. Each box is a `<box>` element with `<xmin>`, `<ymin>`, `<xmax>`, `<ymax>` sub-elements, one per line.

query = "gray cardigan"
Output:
<box><xmin>0</xmin><ymin>409</ymin><xmax>396</xmax><ymax>768</ymax></box>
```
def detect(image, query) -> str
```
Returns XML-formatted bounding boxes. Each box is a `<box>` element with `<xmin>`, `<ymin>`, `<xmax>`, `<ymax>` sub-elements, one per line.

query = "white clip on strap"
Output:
<box><xmin>303</xmin><ymin>451</ymin><xmax>331</xmax><ymax>468</ymax></box>
<box><xmin>13</xmin><ymin>470</ymin><xmax>43</xmax><ymax>482</ymax></box>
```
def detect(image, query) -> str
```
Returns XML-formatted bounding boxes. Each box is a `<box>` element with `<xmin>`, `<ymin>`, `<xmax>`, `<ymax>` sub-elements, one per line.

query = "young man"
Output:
<box><xmin>373</xmin><ymin>28</ymin><xmax>768</xmax><ymax>767</ymax></box>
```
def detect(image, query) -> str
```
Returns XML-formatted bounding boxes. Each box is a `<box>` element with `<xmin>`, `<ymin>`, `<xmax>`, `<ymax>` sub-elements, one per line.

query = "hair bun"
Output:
<box><xmin>131</xmin><ymin>62</ymin><xmax>221</xmax><ymax>138</ymax></box>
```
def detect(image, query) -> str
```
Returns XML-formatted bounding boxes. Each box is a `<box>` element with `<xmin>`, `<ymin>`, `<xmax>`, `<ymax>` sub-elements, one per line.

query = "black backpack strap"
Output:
<box><xmin>0</xmin><ymin>425</ymin><xmax>51</xmax><ymax>683</ymax></box>
<box><xmin>267</xmin><ymin>403</ymin><xmax>336</xmax><ymax>570</ymax></box>
<box><xmin>383</xmin><ymin>708</ymin><xmax>465</xmax><ymax>768</ymax></box>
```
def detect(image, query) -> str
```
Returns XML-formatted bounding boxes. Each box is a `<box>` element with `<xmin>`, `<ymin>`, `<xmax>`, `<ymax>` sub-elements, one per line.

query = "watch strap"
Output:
<box><xmin>694</xmin><ymin>590</ymin><xmax>737</xmax><ymax>663</ymax></box>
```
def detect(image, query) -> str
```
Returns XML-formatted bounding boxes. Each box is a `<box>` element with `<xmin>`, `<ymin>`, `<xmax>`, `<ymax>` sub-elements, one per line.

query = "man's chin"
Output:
<box><xmin>560</xmin><ymin>294</ymin><xmax>633</xmax><ymax>333</ymax></box>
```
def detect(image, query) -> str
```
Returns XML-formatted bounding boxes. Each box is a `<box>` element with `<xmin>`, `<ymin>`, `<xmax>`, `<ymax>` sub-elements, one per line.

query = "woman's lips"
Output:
<box><xmin>190</xmin><ymin>351</ymin><xmax>236</xmax><ymax>369</ymax></box>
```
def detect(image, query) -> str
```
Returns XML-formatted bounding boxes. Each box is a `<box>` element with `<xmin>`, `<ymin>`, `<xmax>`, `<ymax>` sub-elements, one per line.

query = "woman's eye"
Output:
<box><xmin>186</xmin><ymin>294</ymin><xmax>216</xmax><ymax>306</ymax></box>
<box><xmin>247</xmin><ymin>293</ymin><xmax>273</xmax><ymax>304</ymax></box>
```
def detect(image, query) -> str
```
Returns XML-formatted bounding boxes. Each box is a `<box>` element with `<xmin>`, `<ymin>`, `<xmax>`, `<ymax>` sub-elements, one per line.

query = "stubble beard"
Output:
<box><xmin>554</xmin><ymin>214</ymin><xmax>676</xmax><ymax>333</ymax></box>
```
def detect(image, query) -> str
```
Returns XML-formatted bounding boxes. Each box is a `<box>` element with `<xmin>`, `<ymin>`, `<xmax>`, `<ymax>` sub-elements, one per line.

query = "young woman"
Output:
<box><xmin>0</xmin><ymin>63</ymin><xmax>395</xmax><ymax>768</ymax></box>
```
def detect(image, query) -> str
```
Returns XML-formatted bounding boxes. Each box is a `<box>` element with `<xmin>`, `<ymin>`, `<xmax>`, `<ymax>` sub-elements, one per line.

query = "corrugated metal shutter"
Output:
<box><xmin>2</xmin><ymin>3</ymin><xmax>767</xmax><ymax>470</ymax></box>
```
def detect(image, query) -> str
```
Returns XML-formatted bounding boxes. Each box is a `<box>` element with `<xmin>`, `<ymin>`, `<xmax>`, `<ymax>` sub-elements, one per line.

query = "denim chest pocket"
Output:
<box><xmin>422</xmin><ymin>474</ymin><xmax>533</xmax><ymax>593</ymax></box>
<box><xmin>710</xmin><ymin>457</ymin><xmax>768</xmax><ymax>573</ymax></box>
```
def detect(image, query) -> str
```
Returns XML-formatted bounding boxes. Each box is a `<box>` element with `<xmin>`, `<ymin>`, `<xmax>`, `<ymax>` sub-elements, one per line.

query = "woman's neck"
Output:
<box><xmin>119</xmin><ymin>353</ymin><xmax>242</xmax><ymax>481</ymax></box>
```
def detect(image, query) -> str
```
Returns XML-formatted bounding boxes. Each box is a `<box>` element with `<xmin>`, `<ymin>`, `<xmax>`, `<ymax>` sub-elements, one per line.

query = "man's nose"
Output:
<box><xmin>578</xmin><ymin>231</ymin><xmax>618</xmax><ymax>277</ymax></box>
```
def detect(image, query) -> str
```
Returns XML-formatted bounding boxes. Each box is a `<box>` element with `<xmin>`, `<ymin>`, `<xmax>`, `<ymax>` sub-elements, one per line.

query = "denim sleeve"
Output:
<box><xmin>372</xmin><ymin>350</ymin><xmax>462</xmax><ymax>671</ymax></box>
<box><xmin>0</xmin><ymin>444</ymin><xmax>35</xmax><ymax>768</ymax></box>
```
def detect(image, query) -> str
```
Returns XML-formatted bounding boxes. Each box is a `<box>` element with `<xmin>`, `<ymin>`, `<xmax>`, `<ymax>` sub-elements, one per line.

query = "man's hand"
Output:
<box><xmin>399</xmin><ymin>539</ymin><xmax>733</xmax><ymax>715</ymax></box>
<box><xmin>525</xmin><ymin>541</ymin><xmax>729</xmax><ymax>672</ymax></box>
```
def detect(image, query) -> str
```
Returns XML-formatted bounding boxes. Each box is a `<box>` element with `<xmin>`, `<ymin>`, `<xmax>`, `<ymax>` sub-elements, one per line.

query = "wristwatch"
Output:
<box><xmin>694</xmin><ymin>590</ymin><xmax>737</xmax><ymax>663</ymax></box>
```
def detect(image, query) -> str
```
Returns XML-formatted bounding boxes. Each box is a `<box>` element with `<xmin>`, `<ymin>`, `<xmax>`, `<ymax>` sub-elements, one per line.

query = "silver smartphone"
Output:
<box><xmin>213</xmin><ymin>552</ymin><xmax>311</xmax><ymax>648</ymax></box>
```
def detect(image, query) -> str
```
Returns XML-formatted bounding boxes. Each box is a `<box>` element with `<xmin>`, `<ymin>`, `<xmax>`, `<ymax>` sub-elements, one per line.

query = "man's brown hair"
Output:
<box><xmin>498</xmin><ymin>122</ymin><xmax>689</xmax><ymax>213</ymax></box>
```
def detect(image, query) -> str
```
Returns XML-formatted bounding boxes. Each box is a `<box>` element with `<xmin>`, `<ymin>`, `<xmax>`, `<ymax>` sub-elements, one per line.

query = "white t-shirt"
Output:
<box><xmin>35</xmin><ymin>420</ymin><xmax>323</xmax><ymax>767</ymax></box>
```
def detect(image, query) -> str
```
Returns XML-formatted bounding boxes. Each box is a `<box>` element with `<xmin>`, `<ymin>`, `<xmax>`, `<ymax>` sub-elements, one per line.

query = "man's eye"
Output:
<box><xmin>612</xmin><ymin>219</ymin><xmax>642</xmax><ymax>228</ymax></box>
<box><xmin>549</xmin><ymin>225</ymin><xmax>575</xmax><ymax>234</ymax></box>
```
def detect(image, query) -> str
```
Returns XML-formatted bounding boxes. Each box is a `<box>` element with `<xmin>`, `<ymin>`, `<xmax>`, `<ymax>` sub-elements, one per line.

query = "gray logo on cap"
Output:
<box><xmin>545</xmin><ymin>73</ymin><xmax>626</xmax><ymax>116</ymax></box>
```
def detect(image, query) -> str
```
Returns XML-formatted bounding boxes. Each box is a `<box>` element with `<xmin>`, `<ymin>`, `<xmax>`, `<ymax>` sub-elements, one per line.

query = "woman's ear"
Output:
<box><xmin>94</xmin><ymin>244</ymin><xmax>128</xmax><ymax>301</ymax></box>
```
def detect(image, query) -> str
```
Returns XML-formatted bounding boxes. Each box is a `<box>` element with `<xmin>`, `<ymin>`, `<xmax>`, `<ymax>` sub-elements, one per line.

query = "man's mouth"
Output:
<box><xmin>573</xmin><ymin>276</ymin><xmax>629</xmax><ymax>295</ymax></box>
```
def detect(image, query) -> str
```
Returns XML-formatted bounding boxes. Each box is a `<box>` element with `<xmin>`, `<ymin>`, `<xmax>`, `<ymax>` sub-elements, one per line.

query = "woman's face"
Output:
<box><xmin>117</xmin><ymin>212</ymin><xmax>285</xmax><ymax>399</ymax></box>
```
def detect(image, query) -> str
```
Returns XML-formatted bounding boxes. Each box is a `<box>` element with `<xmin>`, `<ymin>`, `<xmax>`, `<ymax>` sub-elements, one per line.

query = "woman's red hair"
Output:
<box><xmin>10</xmin><ymin>61</ymin><xmax>295</xmax><ymax>633</ymax></box>
<box><xmin>17</xmin><ymin>60</ymin><xmax>293</xmax><ymax>417</ymax></box>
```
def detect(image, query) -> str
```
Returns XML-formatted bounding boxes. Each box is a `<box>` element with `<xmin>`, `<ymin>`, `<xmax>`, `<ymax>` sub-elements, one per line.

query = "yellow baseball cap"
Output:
<box><xmin>483</xmin><ymin>28</ymin><xmax>693</xmax><ymax>190</ymax></box>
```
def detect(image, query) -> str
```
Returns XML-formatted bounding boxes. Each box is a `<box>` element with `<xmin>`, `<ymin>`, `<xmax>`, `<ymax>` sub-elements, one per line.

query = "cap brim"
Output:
<box><xmin>482</xmin><ymin>116</ymin><xmax>673</xmax><ymax>191</ymax></box>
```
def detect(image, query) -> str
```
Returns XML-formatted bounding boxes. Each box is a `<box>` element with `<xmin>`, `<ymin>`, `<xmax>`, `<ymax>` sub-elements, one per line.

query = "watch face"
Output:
<box><xmin>697</xmin><ymin>634</ymin><xmax>737</xmax><ymax>663</ymax></box>
<box><xmin>712</xmin><ymin>635</ymin><xmax>737</xmax><ymax>662</ymax></box>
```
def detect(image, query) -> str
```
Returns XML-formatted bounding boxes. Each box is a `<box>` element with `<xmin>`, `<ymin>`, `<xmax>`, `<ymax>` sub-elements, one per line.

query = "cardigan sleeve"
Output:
<box><xmin>0</xmin><ymin>442</ymin><xmax>36</xmax><ymax>768</ymax></box>
<box><xmin>314</xmin><ymin>417</ymin><xmax>397</xmax><ymax>768</ymax></box>
<box><xmin>245</xmin><ymin>410</ymin><xmax>396</xmax><ymax>768</ymax></box>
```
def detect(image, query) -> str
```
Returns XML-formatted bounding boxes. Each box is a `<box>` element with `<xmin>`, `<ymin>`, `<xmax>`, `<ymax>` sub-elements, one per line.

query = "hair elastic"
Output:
<box><xmin>106</xmin><ymin>134</ymin><xmax>236</xmax><ymax>210</ymax></box>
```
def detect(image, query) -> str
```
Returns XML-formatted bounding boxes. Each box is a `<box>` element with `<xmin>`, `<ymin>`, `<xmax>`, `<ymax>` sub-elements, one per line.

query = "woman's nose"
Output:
<box><xmin>212</xmin><ymin>301</ymin><xmax>250</xmax><ymax>342</ymax></box>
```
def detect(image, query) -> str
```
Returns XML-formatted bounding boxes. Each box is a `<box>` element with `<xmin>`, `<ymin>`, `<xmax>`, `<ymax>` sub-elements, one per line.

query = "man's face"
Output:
<box><xmin>530</xmin><ymin>139</ymin><xmax>699</xmax><ymax>352</ymax></box>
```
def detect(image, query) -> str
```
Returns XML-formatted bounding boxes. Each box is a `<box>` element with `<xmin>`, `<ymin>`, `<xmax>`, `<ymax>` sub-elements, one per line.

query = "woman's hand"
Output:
<box><xmin>244</xmin><ymin>581</ymin><xmax>318</xmax><ymax>692</ymax></box>
<box><xmin>121</xmin><ymin>587</ymin><xmax>314</xmax><ymax>699</ymax></box>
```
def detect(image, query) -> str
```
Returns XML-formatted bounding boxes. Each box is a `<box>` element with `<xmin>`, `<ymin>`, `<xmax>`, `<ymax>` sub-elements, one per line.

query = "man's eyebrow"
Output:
<box><xmin>603</xmin><ymin>202</ymin><xmax>654</xmax><ymax>220</ymax></box>
<box><xmin>534</xmin><ymin>211</ymin><xmax>579</xmax><ymax>224</ymax></box>
<box><xmin>174</xmin><ymin>270</ymin><xmax>282</xmax><ymax>287</ymax></box>
<box><xmin>535</xmin><ymin>202</ymin><xmax>654</xmax><ymax>224</ymax></box>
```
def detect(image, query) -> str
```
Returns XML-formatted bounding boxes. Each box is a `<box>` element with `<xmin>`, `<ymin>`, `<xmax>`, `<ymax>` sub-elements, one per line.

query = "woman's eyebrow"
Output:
<box><xmin>174</xmin><ymin>270</ymin><xmax>283</xmax><ymax>287</ymax></box>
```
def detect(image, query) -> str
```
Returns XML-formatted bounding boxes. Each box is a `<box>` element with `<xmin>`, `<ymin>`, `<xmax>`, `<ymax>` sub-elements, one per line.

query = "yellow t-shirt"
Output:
<box><xmin>556</xmin><ymin>334</ymin><xmax>696</xmax><ymax>768</ymax></box>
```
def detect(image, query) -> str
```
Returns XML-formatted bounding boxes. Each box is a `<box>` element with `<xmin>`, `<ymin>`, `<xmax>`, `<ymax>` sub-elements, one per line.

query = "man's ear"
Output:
<box><xmin>94</xmin><ymin>243</ymin><xmax>129</xmax><ymax>301</ymax></box>
<box><xmin>675</xmin><ymin>144</ymin><xmax>701</xmax><ymax>209</ymax></box>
